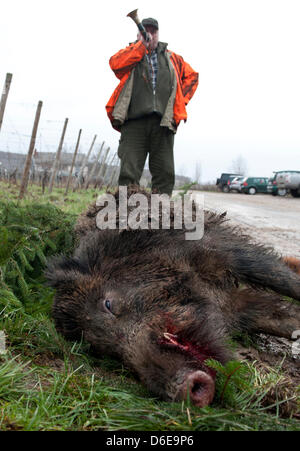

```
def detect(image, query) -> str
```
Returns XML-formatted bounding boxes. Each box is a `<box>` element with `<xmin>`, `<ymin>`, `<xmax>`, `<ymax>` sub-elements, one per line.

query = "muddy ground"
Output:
<box><xmin>188</xmin><ymin>191</ymin><xmax>300</xmax><ymax>408</ymax></box>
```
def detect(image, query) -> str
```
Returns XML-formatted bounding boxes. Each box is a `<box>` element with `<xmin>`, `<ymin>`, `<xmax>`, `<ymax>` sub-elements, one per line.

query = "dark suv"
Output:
<box><xmin>216</xmin><ymin>173</ymin><xmax>242</xmax><ymax>193</ymax></box>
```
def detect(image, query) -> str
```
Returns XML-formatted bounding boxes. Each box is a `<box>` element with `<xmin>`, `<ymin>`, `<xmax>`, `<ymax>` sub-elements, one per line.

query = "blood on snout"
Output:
<box><xmin>159</xmin><ymin>332</ymin><xmax>216</xmax><ymax>378</ymax></box>
<box><xmin>158</xmin><ymin>330</ymin><xmax>217</xmax><ymax>407</ymax></box>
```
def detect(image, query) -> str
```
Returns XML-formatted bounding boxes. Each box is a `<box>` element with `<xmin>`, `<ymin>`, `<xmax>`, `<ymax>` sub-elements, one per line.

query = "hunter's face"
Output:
<box><xmin>145</xmin><ymin>25</ymin><xmax>159</xmax><ymax>50</ymax></box>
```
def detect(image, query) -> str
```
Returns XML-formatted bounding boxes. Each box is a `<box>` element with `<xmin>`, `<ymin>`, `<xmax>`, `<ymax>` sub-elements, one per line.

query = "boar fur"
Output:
<box><xmin>46</xmin><ymin>186</ymin><xmax>300</xmax><ymax>408</ymax></box>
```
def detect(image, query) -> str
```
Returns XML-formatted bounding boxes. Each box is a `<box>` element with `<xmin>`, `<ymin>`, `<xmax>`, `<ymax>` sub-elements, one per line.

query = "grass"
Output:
<box><xmin>0</xmin><ymin>181</ymin><xmax>100</xmax><ymax>215</ymax></box>
<box><xmin>0</xmin><ymin>181</ymin><xmax>299</xmax><ymax>431</ymax></box>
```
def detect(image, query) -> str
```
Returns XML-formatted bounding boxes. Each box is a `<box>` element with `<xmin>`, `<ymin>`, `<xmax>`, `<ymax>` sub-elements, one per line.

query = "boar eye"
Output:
<box><xmin>104</xmin><ymin>299</ymin><xmax>113</xmax><ymax>313</ymax></box>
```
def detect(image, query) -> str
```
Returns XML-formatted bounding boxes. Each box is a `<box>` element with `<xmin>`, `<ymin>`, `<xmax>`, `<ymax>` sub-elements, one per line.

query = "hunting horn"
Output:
<box><xmin>127</xmin><ymin>9</ymin><xmax>150</xmax><ymax>41</ymax></box>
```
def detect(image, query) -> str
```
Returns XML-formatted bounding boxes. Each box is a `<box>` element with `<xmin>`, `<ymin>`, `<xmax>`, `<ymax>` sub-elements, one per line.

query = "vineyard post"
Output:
<box><xmin>0</xmin><ymin>73</ymin><xmax>13</xmax><ymax>132</ymax></box>
<box><xmin>107</xmin><ymin>154</ymin><xmax>119</xmax><ymax>187</ymax></box>
<box><xmin>65</xmin><ymin>128</ymin><xmax>82</xmax><ymax>195</ymax></box>
<box><xmin>19</xmin><ymin>101</ymin><xmax>43</xmax><ymax>200</ymax></box>
<box><xmin>102</xmin><ymin>151</ymin><xmax>116</xmax><ymax>184</ymax></box>
<box><xmin>73</xmin><ymin>134</ymin><xmax>97</xmax><ymax>191</ymax></box>
<box><xmin>48</xmin><ymin>118</ymin><xmax>68</xmax><ymax>193</ymax></box>
<box><xmin>84</xmin><ymin>141</ymin><xmax>105</xmax><ymax>189</ymax></box>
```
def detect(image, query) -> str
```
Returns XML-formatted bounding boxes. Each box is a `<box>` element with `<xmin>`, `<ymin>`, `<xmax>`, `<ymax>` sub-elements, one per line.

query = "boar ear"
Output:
<box><xmin>52</xmin><ymin>296</ymin><xmax>84</xmax><ymax>342</ymax></box>
<box><xmin>45</xmin><ymin>256</ymin><xmax>88</xmax><ymax>341</ymax></box>
<box><xmin>45</xmin><ymin>255</ymin><xmax>90</xmax><ymax>290</ymax></box>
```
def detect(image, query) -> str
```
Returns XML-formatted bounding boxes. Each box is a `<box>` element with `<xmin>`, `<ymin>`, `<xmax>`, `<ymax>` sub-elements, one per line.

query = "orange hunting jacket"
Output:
<box><xmin>106</xmin><ymin>41</ymin><xmax>199</xmax><ymax>132</ymax></box>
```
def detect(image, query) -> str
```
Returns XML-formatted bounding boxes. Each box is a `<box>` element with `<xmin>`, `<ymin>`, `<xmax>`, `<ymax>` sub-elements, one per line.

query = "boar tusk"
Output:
<box><xmin>163</xmin><ymin>333</ymin><xmax>179</xmax><ymax>345</ymax></box>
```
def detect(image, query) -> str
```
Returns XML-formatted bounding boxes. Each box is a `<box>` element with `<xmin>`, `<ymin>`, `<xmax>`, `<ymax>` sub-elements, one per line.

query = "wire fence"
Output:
<box><xmin>0</xmin><ymin>73</ymin><xmax>121</xmax><ymax>197</ymax></box>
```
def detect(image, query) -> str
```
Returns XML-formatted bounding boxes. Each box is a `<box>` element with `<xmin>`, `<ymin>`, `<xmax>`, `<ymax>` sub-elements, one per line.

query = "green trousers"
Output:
<box><xmin>118</xmin><ymin>114</ymin><xmax>175</xmax><ymax>196</ymax></box>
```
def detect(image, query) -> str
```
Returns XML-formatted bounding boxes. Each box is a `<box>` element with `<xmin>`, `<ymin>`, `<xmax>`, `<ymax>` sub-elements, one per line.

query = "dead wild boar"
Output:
<box><xmin>46</xmin><ymin>187</ymin><xmax>300</xmax><ymax>408</ymax></box>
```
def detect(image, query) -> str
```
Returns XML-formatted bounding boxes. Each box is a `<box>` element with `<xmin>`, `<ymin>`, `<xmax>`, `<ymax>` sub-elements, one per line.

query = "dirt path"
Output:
<box><xmin>189</xmin><ymin>191</ymin><xmax>300</xmax><ymax>259</ymax></box>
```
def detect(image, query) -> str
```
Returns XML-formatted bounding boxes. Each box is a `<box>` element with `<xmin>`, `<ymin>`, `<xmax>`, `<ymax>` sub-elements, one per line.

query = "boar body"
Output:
<box><xmin>46</xmin><ymin>189</ymin><xmax>300</xmax><ymax>407</ymax></box>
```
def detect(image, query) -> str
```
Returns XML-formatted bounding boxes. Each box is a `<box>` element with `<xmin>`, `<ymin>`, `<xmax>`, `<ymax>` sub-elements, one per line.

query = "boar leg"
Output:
<box><xmin>232</xmin><ymin>288</ymin><xmax>300</xmax><ymax>339</ymax></box>
<box><xmin>204</xmin><ymin>233</ymin><xmax>300</xmax><ymax>301</ymax></box>
<box><xmin>283</xmin><ymin>257</ymin><xmax>300</xmax><ymax>276</ymax></box>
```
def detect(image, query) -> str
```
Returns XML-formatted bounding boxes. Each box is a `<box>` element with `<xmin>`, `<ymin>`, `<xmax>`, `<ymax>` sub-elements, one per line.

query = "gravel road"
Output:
<box><xmin>188</xmin><ymin>191</ymin><xmax>300</xmax><ymax>259</ymax></box>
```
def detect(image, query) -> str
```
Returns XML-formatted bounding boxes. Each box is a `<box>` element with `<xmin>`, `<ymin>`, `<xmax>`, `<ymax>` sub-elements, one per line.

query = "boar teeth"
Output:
<box><xmin>163</xmin><ymin>333</ymin><xmax>179</xmax><ymax>345</ymax></box>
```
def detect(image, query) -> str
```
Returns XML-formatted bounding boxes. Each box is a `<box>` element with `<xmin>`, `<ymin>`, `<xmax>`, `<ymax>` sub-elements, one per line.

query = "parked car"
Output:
<box><xmin>241</xmin><ymin>177</ymin><xmax>269</xmax><ymax>195</ymax></box>
<box><xmin>267</xmin><ymin>171</ymin><xmax>300</xmax><ymax>197</ymax></box>
<box><xmin>216</xmin><ymin>173</ymin><xmax>242</xmax><ymax>193</ymax></box>
<box><xmin>229</xmin><ymin>176</ymin><xmax>244</xmax><ymax>192</ymax></box>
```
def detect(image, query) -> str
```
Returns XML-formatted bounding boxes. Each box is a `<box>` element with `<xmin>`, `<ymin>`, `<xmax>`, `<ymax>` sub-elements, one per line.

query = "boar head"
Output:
<box><xmin>46</xmin><ymin>228</ymin><xmax>233</xmax><ymax>407</ymax></box>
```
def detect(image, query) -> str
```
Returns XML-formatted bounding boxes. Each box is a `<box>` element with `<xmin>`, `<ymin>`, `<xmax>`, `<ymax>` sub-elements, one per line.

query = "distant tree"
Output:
<box><xmin>231</xmin><ymin>155</ymin><xmax>248</xmax><ymax>175</ymax></box>
<box><xmin>194</xmin><ymin>161</ymin><xmax>202</xmax><ymax>184</ymax></box>
<box><xmin>178</xmin><ymin>163</ymin><xmax>187</xmax><ymax>176</ymax></box>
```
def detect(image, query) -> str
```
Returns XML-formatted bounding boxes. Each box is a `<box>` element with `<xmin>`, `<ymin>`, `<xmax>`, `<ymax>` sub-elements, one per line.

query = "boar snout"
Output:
<box><xmin>179</xmin><ymin>370</ymin><xmax>215</xmax><ymax>408</ymax></box>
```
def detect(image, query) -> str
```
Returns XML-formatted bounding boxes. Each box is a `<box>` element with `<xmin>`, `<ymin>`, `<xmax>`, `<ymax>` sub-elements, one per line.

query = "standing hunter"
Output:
<box><xmin>106</xmin><ymin>15</ymin><xmax>198</xmax><ymax>196</ymax></box>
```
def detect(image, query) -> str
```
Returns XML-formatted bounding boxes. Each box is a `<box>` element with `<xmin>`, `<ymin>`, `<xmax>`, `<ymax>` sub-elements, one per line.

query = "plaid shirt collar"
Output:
<box><xmin>146</xmin><ymin>49</ymin><xmax>158</xmax><ymax>93</ymax></box>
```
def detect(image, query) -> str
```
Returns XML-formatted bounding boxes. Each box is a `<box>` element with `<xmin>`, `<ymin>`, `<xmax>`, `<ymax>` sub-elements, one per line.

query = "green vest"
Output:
<box><xmin>127</xmin><ymin>42</ymin><xmax>172</xmax><ymax>120</ymax></box>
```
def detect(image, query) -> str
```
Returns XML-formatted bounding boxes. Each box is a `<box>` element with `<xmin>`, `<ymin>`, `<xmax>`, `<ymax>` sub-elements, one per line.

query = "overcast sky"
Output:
<box><xmin>0</xmin><ymin>0</ymin><xmax>299</xmax><ymax>182</ymax></box>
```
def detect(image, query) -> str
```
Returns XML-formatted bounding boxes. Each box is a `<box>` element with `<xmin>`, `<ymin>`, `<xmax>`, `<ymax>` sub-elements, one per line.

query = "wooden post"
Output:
<box><xmin>73</xmin><ymin>134</ymin><xmax>97</xmax><ymax>191</ymax></box>
<box><xmin>84</xmin><ymin>141</ymin><xmax>105</xmax><ymax>189</ymax></box>
<box><xmin>98</xmin><ymin>146</ymin><xmax>111</xmax><ymax>179</ymax></box>
<box><xmin>19</xmin><ymin>101</ymin><xmax>43</xmax><ymax>200</ymax></box>
<box><xmin>112</xmin><ymin>160</ymin><xmax>121</xmax><ymax>187</ymax></box>
<box><xmin>103</xmin><ymin>152</ymin><xmax>117</xmax><ymax>184</ymax></box>
<box><xmin>107</xmin><ymin>155</ymin><xmax>119</xmax><ymax>187</ymax></box>
<box><xmin>65</xmin><ymin>129</ymin><xmax>82</xmax><ymax>195</ymax></box>
<box><xmin>0</xmin><ymin>73</ymin><xmax>13</xmax><ymax>132</ymax></box>
<box><xmin>48</xmin><ymin>118</ymin><xmax>68</xmax><ymax>193</ymax></box>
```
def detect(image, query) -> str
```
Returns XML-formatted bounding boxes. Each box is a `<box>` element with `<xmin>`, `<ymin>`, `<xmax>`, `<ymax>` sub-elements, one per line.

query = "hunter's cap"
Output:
<box><xmin>142</xmin><ymin>18</ymin><xmax>159</xmax><ymax>30</ymax></box>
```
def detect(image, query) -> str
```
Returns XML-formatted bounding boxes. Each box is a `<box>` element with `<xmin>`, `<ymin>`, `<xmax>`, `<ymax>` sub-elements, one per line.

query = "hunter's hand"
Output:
<box><xmin>139</xmin><ymin>32</ymin><xmax>152</xmax><ymax>49</ymax></box>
